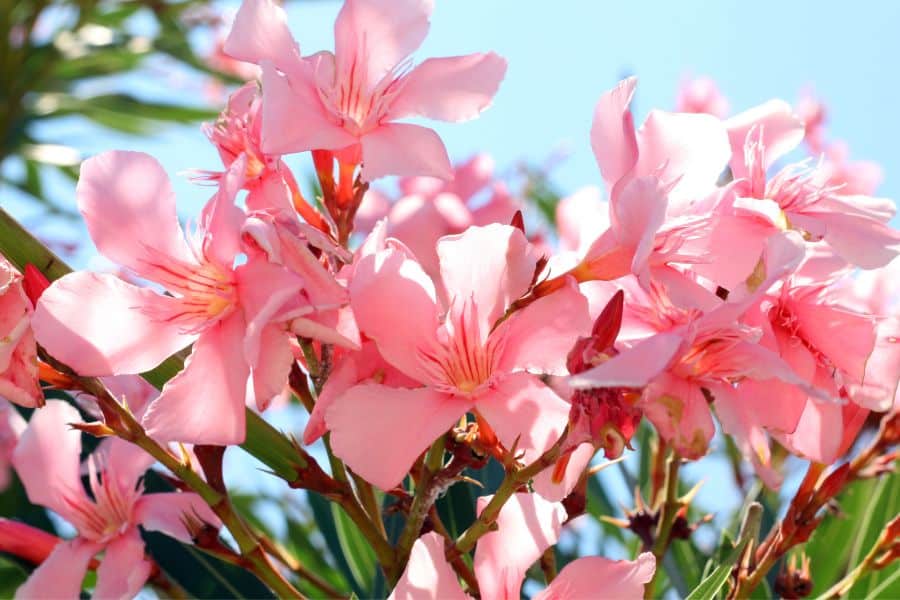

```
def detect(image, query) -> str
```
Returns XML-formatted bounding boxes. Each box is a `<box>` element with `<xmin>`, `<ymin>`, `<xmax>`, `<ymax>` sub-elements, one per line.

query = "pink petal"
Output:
<box><xmin>532</xmin><ymin>442</ymin><xmax>596</xmax><ymax>502</ymax></box>
<box><xmin>641</xmin><ymin>374</ymin><xmax>715</xmax><ymax>459</ymax></box>
<box><xmin>474</xmin><ymin>373</ymin><xmax>569</xmax><ymax>464</ymax></box>
<box><xmin>535</xmin><ymin>553</ymin><xmax>656</xmax><ymax>600</ymax></box>
<box><xmin>568</xmin><ymin>332</ymin><xmax>684</xmax><ymax>389</ymax></box>
<box><xmin>388</xmin><ymin>53</ymin><xmax>507</xmax><ymax>122</ymax></box>
<box><xmin>610</xmin><ymin>176</ymin><xmax>669</xmax><ymax>273</ymax></box>
<box><xmin>95</xmin><ymin>438</ymin><xmax>155</xmax><ymax>496</ymax></box>
<box><xmin>725</xmin><ymin>100</ymin><xmax>804</xmax><ymax>179</ymax></box>
<box><xmin>590</xmin><ymin>77</ymin><xmax>639</xmax><ymax>189</ymax></box>
<box><xmin>248</xmin><ymin>324</ymin><xmax>293</xmax><ymax>412</ymax></box>
<box><xmin>33</xmin><ymin>272</ymin><xmax>195</xmax><ymax>376</ymax></box>
<box><xmin>470</xmin><ymin>184</ymin><xmax>521</xmax><ymax>227</ymax></box>
<box><xmin>92</xmin><ymin>529</ymin><xmax>153</xmax><ymax>600</ymax></box>
<box><xmin>496</xmin><ymin>277</ymin><xmax>591</xmax><ymax>375</ymax></box>
<box><xmin>142</xmin><ymin>313</ymin><xmax>249</xmax><ymax>445</ymax></box>
<box><xmin>0</xmin><ymin>263</ymin><xmax>41</xmax><ymax>407</ymax></box>
<box><xmin>387</xmin><ymin>192</ymin><xmax>472</xmax><ymax>276</ymax></box>
<box><xmin>12</xmin><ymin>400</ymin><xmax>91</xmax><ymax>522</ymax></box>
<box><xmin>808</xmin><ymin>210</ymin><xmax>900</xmax><ymax>269</ymax></box>
<box><xmin>76</xmin><ymin>151</ymin><xmax>194</xmax><ymax>276</ymax></box>
<box><xmin>135</xmin><ymin>492</ymin><xmax>221</xmax><ymax>543</ymax></box>
<box><xmin>437</xmin><ymin>224</ymin><xmax>537</xmax><ymax>340</ymax></box>
<box><xmin>388</xmin><ymin>532</ymin><xmax>467</xmax><ymax>600</ymax></box>
<box><xmin>223</xmin><ymin>0</ymin><xmax>301</xmax><ymax>73</ymax></box>
<box><xmin>349</xmin><ymin>247</ymin><xmax>441</xmax><ymax>384</ymax></box>
<box><xmin>14</xmin><ymin>537</ymin><xmax>100</xmax><ymax>600</ymax></box>
<box><xmin>260</xmin><ymin>61</ymin><xmax>356</xmax><ymax>155</ymax></box>
<box><xmin>333</xmin><ymin>0</ymin><xmax>432</xmax><ymax>90</ymax></box>
<box><xmin>634</xmin><ymin>110</ymin><xmax>731</xmax><ymax>207</ymax></box>
<box><xmin>473</xmin><ymin>492</ymin><xmax>566</xmax><ymax>600</ymax></box>
<box><xmin>793</xmin><ymin>299</ymin><xmax>877</xmax><ymax>383</ymax></box>
<box><xmin>556</xmin><ymin>186</ymin><xmax>609</xmax><ymax>253</ymax></box>
<box><xmin>199</xmin><ymin>156</ymin><xmax>247</xmax><ymax>271</ymax></box>
<box><xmin>326</xmin><ymin>383</ymin><xmax>471</xmax><ymax>490</ymax></box>
<box><xmin>360</xmin><ymin>123</ymin><xmax>452</xmax><ymax>181</ymax></box>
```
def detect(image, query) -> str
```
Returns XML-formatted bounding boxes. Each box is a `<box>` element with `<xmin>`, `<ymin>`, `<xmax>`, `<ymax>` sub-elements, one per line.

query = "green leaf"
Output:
<box><xmin>308</xmin><ymin>492</ymin><xmax>366</xmax><ymax>598</ymax></box>
<box><xmin>585</xmin><ymin>473</ymin><xmax>627</xmax><ymax>545</ymax></box>
<box><xmin>850</xmin><ymin>470</ymin><xmax>900</xmax><ymax>597</ymax></box>
<box><xmin>332</xmin><ymin>500</ymin><xmax>378</xmax><ymax>596</ymax></box>
<box><xmin>0</xmin><ymin>555</ymin><xmax>29</xmax><ymax>597</ymax></box>
<box><xmin>142</xmin><ymin>531</ymin><xmax>274</xmax><ymax>599</ymax></box>
<box><xmin>685</xmin><ymin>503</ymin><xmax>761</xmax><ymax>600</ymax></box>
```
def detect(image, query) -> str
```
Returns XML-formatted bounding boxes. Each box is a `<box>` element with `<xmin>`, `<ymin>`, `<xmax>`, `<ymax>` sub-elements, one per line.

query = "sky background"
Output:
<box><xmin>5</xmin><ymin>0</ymin><xmax>899</xmax><ymax>581</ymax></box>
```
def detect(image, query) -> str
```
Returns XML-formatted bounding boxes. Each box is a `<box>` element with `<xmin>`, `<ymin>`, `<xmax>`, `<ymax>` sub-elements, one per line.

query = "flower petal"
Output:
<box><xmin>326</xmin><ymin>383</ymin><xmax>471</xmax><ymax>490</ymax></box>
<box><xmin>76</xmin><ymin>151</ymin><xmax>194</xmax><ymax>276</ymax></box>
<box><xmin>725</xmin><ymin>100</ymin><xmax>804</xmax><ymax>179</ymax></box>
<box><xmin>474</xmin><ymin>492</ymin><xmax>566</xmax><ymax>600</ymax></box>
<box><xmin>33</xmin><ymin>272</ymin><xmax>195</xmax><ymax>376</ymax></box>
<box><xmin>496</xmin><ymin>278</ymin><xmax>591</xmax><ymax>376</ymax></box>
<box><xmin>349</xmin><ymin>246</ymin><xmax>441</xmax><ymax>384</ymax></box>
<box><xmin>135</xmin><ymin>492</ymin><xmax>221</xmax><ymax>543</ymax></box>
<box><xmin>92</xmin><ymin>529</ymin><xmax>153</xmax><ymax>600</ymax></box>
<box><xmin>388</xmin><ymin>53</ymin><xmax>507</xmax><ymax>122</ymax></box>
<box><xmin>569</xmin><ymin>332</ymin><xmax>684</xmax><ymax>389</ymax></box>
<box><xmin>142</xmin><ymin>313</ymin><xmax>249</xmax><ymax>445</ymax></box>
<box><xmin>591</xmin><ymin>77</ymin><xmax>638</xmax><ymax>189</ymax></box>
<box><xmin>474</xmin><ymin>373</ymin><xmax>569</xmax><ymax>464</ymax></box>
<box><xmin>260</xmin><ymin>60</ymin><xmax>357</xmax><ymax>155</ymax></box>
<box><xmin>334</xmin><ymin>0</ymin><xmax>432</xmax><ymax>90</ymax></box>
<box><xmin>438</xmin><ymin>224</ymin><xmax>537</xmax><ymax>340</ymax></box>
<box><xmin>360</xmin><ymin>123</ymin><xmax>452</xmax><ymax>181</ymax></box>
<box><xmin>634</xmin><ymin>110</ymin><xmax>731</xmax><ymax>208</ymax></box>
<box><xmin>12</xmin><ymin>400</ymin><xmax>90</xmax><ymax>522</ymax></box>
<box><xmin>14</xmin><ymin>538</ymin><xmax>100</xmax><ymax>600</ymax></box>
<box><xmin>388</xmin><ymin>532</ymin><xmax>467</xmax><ymax>600</ymax></box>
<box><xmin>223</xmin><ymin>0</ymin><xmax>301</xmax><ymax>73</ymax></box>
<box><xmin>534</xmin><ymin>553</ymin><xmax>656</xmax><ymax>600</ymax></box>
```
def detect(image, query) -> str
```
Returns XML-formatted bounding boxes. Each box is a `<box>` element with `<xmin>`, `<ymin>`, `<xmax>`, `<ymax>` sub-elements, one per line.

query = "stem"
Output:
<box><xmin>388</xmin><ymin>437</ymin><xmax>447</xmax><ymax>584</ymax></box>
<box><xmin>451</xmin><ymin>432</ymin><xmax>567</xmax><ymax>557</ymax></box>
<box><xmin>644</xmin><ymin>451</ymin><xmax>681</xmax><ymax>600</ymax></box>
<box><xmin>540</xmin><ymin>546</ymin><xmax>558</xmax><ymax>584</ymax></box>
<box><xmin>39</xmin><ymin>356</ymin><xmax>305</xmax><ymax>600</ymax></box>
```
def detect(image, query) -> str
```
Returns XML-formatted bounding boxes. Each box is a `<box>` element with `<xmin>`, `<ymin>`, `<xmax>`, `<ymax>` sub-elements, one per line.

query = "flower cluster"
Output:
<box><xmin>0</xmin><ymin>1</ymin><xmax>898</xmax><ymax>598</ymax></box>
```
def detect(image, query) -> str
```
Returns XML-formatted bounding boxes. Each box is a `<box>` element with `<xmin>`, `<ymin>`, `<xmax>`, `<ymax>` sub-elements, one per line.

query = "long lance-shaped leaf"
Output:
<box><xmin>0</xmin><ymin>207</ymin><xmax>305</xmax><ymax>481</ymax></box>
<box><xmin>685</xmin><ymin>502</ymin><xmax>762</xmax><ymax>600</ymax></box>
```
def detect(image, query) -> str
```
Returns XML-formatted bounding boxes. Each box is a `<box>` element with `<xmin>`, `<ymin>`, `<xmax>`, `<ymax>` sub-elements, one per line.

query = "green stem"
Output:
<box><xmin>451</xmin><ymin>432</ymin><xmax>567</xmax><ymax>557</ymax></box>
<box><xmin>644</xmin><ymin>451</ymin><xmax>681</xmax><ymax>600</ymax></box>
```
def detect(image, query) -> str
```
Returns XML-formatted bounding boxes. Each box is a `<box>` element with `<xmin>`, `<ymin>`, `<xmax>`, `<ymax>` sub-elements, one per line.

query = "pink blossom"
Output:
<box><xmin>725</xmin><ymin>100</ymin><xmax>900</xmax><ymax>269</ymax></box>
<box><xmin>675</xmin><ymin>75</ymin><xmax>730</xmax><ymax>118</ymax></box>
<box><xmin>570</xmin><ymin>234</ymin><xmax>814</xmax><ymax>460</ymax></box>
<box><xmin>0</xmin><ymin>401</ymin><xmax>25</xmax><ymax>491</ymax></box>
<box><xmin>32</xmin><ymin>151</ymin><xmax>315</xmax><ymax>444</ymax></box>
<box><xmin>362</xmin><ymin>154</ymin><xmax>522</xmax><ymax>276</ymax></box>
<box><xmin>390</xmin><ymin>492</ymin><xmax>655</xmax><ymax>600</ymax></box>
<box><xmin>323</xmin><ymin>224</ymin><xmax>590</xmax><ymax>490</ymax></box>
<box><xmin>11</xmin><ymin>401</ymin><xmax>219</xmax><ymax>598</ymax></box>
<box><xmin>224</xmin><ymin>0</ymin><xmax>507</xmax><ymax>181</ymax></box>
<box><xmin>0</xmin><ymin>256</ymin><xmax>41</xmax><ymax>408</ymax></box>
<box><xmin>566</xmin><ymin>77</ymin><xmax>731</xmax><ymax>287</ymax></box>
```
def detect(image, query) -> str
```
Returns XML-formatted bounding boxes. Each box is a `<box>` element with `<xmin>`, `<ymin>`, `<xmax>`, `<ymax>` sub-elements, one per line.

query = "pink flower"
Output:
<box><xmin>389</xmin><ymin>492</ymin><xmax>655</xmax><ymax>600</ymax></box>
<box><xmin>566</xmin><ymin>77</ymin><xmax>730</xmax><ymax>286</ymax></box>
<box><xmin>324</xmin><ymin>224</ymin><xmax>591</xmax><ymax>490</ymax></box>
<box><xmin>675</xmin><ymin>75</ymin><xmax>730</xmax><ymax>118</ymax></box>
<box><xmin>224</xmin><ymin>0</ymin><xmax>507</xmax><ymax>181</ymax></box>
<box><xmin>0</xmin><ymin>401</ymin><xmax>25</xmax><ymax>491</ymax></box>
<box><xmin>725</xmin><ymin>100</ymin><xmax>900</xmax><ymax>269</ymax></box>
<box><xmin>11</xmin><ymin>401</ymin><xmax>219</xmax><ymax>599</ymax></box>
<box><xmin>570</xmin><ymin>234</ymin><xmax>813</xmax><ymax>460</ymax></box>
<box><xmin>367</xmin><ymin>154</ymin><xmax>522</xmax><ymax>276</ymax></box>
<box><xmin>0</xmin><ymin>256</ymin><xmax>42</xmax><ymax>408</ymax></box>
<box><xmin>32</xmin><ymin>151</ymin><xmax>311</xmax><ymax>444</ymax></box>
